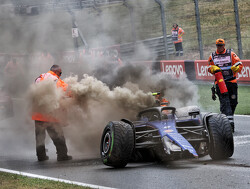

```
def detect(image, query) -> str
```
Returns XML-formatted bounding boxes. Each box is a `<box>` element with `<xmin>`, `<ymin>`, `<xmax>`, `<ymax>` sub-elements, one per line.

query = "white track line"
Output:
<box><xmin>234</xmin><ymin>135</ymin><xmax>250</xmax><ymax>146</ymax></box>
<box><xmin>235</xmin><ymin>141</ymin><xmax>250</xmax><ymax>146</ymax></box>
<box><xmin>0</xmin><ymin>168</ymin><xmax>116</xmax><ymax>189</ymax></box>
<box><xmin>235</xmin><ymin>114</ymin><xmax>250</xmax><ymax>118</ymax></box>
<box><xmin>234</xmin><ymin>135</ymin><xmax>250</xmax><ymax>139</ymax></box>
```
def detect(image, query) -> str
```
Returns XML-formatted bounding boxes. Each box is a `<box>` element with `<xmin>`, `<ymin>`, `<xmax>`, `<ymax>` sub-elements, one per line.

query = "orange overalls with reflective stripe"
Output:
<box><xmin>32</xmin><ymin>71</ymin><xmax>68</xmax><ymax>122</ymax></box>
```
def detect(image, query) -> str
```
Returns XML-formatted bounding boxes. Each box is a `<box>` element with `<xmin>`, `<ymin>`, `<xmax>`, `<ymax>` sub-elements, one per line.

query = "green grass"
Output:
<box><xmin>197</xmin><ymin>84</ymin><xmax>250</xmax><ymax>115</ymax></box>
<box><xmin>0</xmin><ymin>171</ymin><xmax>91</xmax><ymax>189</ymax></box>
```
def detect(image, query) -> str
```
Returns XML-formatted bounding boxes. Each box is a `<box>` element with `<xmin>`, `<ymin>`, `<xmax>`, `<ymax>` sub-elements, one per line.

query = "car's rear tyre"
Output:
<box><xmin>207</xmin><ymin>114</ymin><xmax>234</xmax><ymax>160</ymax></box>
<box><xmin>100</xmin><ymin>121</ymin><xmax>134</xmax><ymax>168</ymax></box>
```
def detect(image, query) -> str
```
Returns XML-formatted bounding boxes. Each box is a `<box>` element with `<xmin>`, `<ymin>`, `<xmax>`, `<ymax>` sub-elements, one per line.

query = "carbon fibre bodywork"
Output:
<box><xmin>131</xmin><ymin>106</ymin><xmax>205</xmax><ymax>159</ymax></box>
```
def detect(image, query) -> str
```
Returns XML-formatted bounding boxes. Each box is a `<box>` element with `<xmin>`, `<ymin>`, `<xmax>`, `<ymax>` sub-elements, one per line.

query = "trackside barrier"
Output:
<box><xmin>160</xmin><ymin>60</ymin><xmax>250</xmax><ymax>83</ymax></box>
<box><xmin>160</xmin><ymin>60</ymin><xmax>185</xmax><ymax>78</ymax></box>
<box><xmin>1</xmin><ymin>52</ymin><xmax>249</xmax><ymax>84</ymax></box>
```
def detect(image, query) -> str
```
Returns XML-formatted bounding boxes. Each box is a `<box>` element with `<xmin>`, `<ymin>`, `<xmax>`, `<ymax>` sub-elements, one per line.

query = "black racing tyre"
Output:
<box><xmin>100</xmin><ymin>121</ymin><xmax>135</xmax><ymax>168</ymax></box>
<box><xmin>207</xmin><ymin>114</ymin><xmax>234</xmax><ymax>160</ymax></box>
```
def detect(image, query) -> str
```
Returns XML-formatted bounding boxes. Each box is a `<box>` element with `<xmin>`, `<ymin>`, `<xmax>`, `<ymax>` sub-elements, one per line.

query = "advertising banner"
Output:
<box><xmin>160</xmin><ymin>60</ymin><xmax>185</xmax><ymax>78</ymax></box>
<box><xmin>194</xmin><ymin>60</ymin><xmax>250</xmax><ymax>83</ymax></box>
<box><xmin>237</xmin><ymin>60</ymin><xmax>250</xmax><ymax>82</ymax></box>
<box><xmin>194</xmin><ymin>60</ymin><xmax>214</xmax><ymax>81</ymax></box>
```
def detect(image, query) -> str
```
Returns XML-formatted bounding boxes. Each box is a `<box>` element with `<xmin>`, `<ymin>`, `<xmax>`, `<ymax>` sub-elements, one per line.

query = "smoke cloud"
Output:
<box><xmin>0</xmin><ymin>1</ymin><xmax>199</xmax><ymax>159</ymax></box>
<box><xmin>26</xmin><ymin>61</ymin><xmax>198</xmax><ymax>156</ymax></box>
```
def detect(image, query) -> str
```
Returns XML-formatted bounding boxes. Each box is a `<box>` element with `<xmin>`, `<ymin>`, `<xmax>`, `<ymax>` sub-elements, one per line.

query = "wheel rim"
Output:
<box><xmin>103</xmin><ymin>132</ymin><xmax>111</xmax><ymax>154</ymax></box>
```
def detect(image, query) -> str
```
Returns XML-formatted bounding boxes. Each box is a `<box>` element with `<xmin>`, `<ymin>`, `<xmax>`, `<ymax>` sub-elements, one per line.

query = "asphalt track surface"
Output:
<box><xmin>1</xmin><ymin>100</ymin><xmax>250</xmax><ymax>189</ymax></box>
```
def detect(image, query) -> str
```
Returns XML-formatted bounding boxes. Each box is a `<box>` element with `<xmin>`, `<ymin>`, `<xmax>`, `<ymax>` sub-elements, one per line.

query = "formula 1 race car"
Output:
<box><xmin>100</xmin><ymin>106</ymin><xmax>234</xmax><ymax>168</ymax></box>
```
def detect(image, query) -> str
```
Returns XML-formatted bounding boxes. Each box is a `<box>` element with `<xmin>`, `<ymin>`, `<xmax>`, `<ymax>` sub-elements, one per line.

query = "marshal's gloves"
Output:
<box><xmin>209</xmin><ymin>65</ymin><xmax>221</xmax><ymax>74</ymax></box>
<box><xmin>231</xmin><ymin>64</ymin><xmax>240</xmax><ymax>73</ymax></box>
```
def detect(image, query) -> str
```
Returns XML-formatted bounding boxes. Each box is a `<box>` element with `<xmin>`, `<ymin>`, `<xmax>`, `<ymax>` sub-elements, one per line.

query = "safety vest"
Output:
<box><xmin>171</xmin><ymin>28</ymin><xmax>179</xmax><ymax>42</ymax></box>
<box><xmin>211</xmin><ymin>49</ymin><xmax>235</xmax><ymax>81</ymax></box>
<box><xmin>35</xmin><ymin>71</ymin><xmax>68</xmax><ymax>91</ymax></box>
<box><xmin>32</xmin><ymin>71</ymin><xmax>68</xmax><ymax>122</ymax></box>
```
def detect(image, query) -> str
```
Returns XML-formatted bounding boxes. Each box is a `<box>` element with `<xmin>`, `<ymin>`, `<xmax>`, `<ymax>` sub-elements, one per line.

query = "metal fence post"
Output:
<box><xmin>194</xmin><ymin>0</ymin><xmax>204</xmax><ymax>60</ymax></box>
<box><xmin>155</xmin><ymin>0</ymin><xmax>169</xmax><ymax>60</ymax></box>
<box><xmin>67</xmin><ymin>9</ymin><xmax>89</xmax><ymax>50</ymax></box>
<box><xmin>233</xmin><ymin>0</ymin><xmax>243</xmax><ymax>59</ymax></box>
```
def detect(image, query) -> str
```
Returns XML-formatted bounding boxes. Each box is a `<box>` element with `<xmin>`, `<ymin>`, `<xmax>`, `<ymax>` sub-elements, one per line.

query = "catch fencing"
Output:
<box><xmin>120</xmin><ymin>36</ymin><xmax>174</xmax><ymax>60</ymax></box>
<box><xmin>9</xmin><ymin>0</ymin><xmax>250</xmax><ymax>61</ymax></box>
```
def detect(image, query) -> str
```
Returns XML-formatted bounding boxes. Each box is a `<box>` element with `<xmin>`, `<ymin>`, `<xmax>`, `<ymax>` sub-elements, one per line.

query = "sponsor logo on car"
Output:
<box><xmin>164</xmin><ymin>129</ymin><xmax>173</xmax><ymax>133</ymax></box>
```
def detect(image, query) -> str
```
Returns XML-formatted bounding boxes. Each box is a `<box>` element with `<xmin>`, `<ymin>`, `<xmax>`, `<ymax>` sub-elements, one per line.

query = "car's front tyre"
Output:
<box><xmin>100</xmin><ymin>121</ymin><xmax>134</xmax><ymax>168</ymax></box>
<box><xmin>207</xmin><ymin>114</ymin><xmax>234</xmax><ymax>160</ymax></box>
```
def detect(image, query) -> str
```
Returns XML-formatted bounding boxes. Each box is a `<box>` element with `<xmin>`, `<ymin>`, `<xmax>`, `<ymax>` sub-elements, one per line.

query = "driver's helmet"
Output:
<box><xmin>152</xmin><ymin>92</ymin><xmax>161</xmax><ymax>106</ymax></box>
<box><xmin>152</xmin><ymin>92</ymin><xmax>170</xmax><ymax>107</ymax></box>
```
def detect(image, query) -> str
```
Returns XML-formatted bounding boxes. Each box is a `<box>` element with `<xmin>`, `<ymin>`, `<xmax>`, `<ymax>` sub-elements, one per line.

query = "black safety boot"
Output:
<box><xmin>38</xmin><ymin>155</ymin><xmax>49</xmax><ymax>161</ymax></box>
<box><xmin>57</xmin><ymin>155</ymin><xmax>72</xmax><ymax>161</ymax></box>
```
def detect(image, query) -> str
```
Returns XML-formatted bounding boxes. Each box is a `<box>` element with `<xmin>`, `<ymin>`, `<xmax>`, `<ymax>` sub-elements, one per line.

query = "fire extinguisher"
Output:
<box><xmin>214</xmin><ymin>70</ymin><xmax>228</xmax><ymax>94</ymax></box>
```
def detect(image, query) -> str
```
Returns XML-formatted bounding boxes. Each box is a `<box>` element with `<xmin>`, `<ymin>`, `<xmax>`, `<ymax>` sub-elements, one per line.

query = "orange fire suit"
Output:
<box><xmin>32</xmin><ymin>70</ymin><xmax>70</xmax><ymax>160</ymax></box>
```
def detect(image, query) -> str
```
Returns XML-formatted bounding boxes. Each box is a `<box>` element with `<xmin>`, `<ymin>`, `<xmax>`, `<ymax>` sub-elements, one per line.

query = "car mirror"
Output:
<box><xmin>188</xmin><ymin>111</ymin><xmax>200</xmax><ymax>118</ymax></box>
